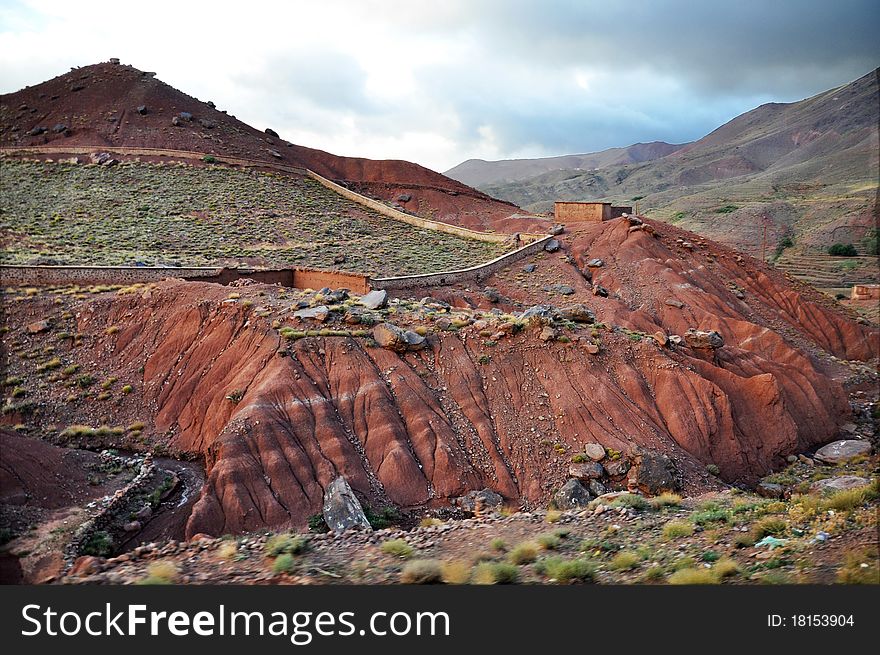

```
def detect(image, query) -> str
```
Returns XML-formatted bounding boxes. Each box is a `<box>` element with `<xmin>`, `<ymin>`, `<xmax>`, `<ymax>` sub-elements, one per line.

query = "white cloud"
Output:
<box><xmin>1</xmin><ymin>0</ymin><xmax>876</xmax><ymax>171</ymax></box>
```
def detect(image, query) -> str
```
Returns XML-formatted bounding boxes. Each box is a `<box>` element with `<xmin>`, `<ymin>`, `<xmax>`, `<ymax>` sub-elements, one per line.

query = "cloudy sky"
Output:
<box><xmin>1</xmin><ymin>0</ymin><xmax>878</xmax><ymax>171</ymax></box>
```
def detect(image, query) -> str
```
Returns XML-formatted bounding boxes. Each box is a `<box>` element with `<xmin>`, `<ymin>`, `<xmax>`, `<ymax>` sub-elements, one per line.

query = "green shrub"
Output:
<box><xmin>472</xmin><ymin>561</ymin><xmax>519</xmax><ymax>584</ymax></box>
<box><xmin>381</xmin><ymin>539</ymin><xmax>414</xmax><ymax>559</ymax></box>
<box><xmin>691</xmin><ymin>503</ymin><xmax>729</xmax><ymax>525</ymax></box>
<box><xmin>662</xmin><ymin>520</ymin><xmax>694</xmax><ymax>539</ymax></box>
<box><xmin>272</xmin><ymin>554</ymin><xmax>296</xmax><ymax>575</ymax></box>
<box><xmin>307</xmin><ymin>514</ymin><xmax>329</xmax><ymax>533</ymax></box>
<box><xmin>490</xmin><ymin>538</ymin><xmax>507</xmax><ymax>552</ymax></box>
<box><xmin>138</xmin><ymin>561</ymin><xmax>179</xmax><ymax>585</ymax></box>
<box><xmin>668</xmin><ymin>567</ymin><xmax>717</xmax><ymax>584</ymax></box>
<box><xmin>536</xmin><ymin>533</ymin><xmax>562</xmax><ymax>550</ymax></box>
<box><xmin>650</xmin><ymin>493</ymin><xmax>682</xmax><ymax>509</ymax></box>
<box><xmin>828</xmin><ymin>243</ymin><xmax>857</xmax><ymax>256</ymax></box>
<box><xmin>537</xmin><ymin>556</ymin><xmax>597</xmax><ymax>583</ymax></box>
<box><xmin>715</xmin><ymin>205</ymin><xmax>739</xmax><ymax>214</ymax></box>
<box><xmin>365</xmin><ymin>506</ymin><xmax>402</xmax><ymax>529</ymax></box>
<box><xmin>81</xmin><ymin>530</ymin><xmax>113</xmax><ymax>557</ymax></box>
<box><xmin>509</xmin><ymin>542</ymin><xmax>539</xmax><ymax>564</ymax></box>
<box><xmin>609</xmin><ymin>551</ymin><xmax>641</xmax><ymax>571</ymax></box>
<box><xmin>265</xmin><ymin>533</ymin><xmax>309</xmax><ymax>556</ymax></box>
<box><xmin>751</xmin><ymin>516</ymin><xmax>787</xmax><ymax>539</ymax></box>
<box><xmin>610</xmin><ymin>493</ymin><xmax>649</xmax><ymax>510</ymax></box>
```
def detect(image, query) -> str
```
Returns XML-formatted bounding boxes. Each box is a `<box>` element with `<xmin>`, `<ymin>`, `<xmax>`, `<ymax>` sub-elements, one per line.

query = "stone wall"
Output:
<box><xmin>0</xmin><ymin>265</ymin><xmax>369</xmax><ymax>292</ymax></box>
<box><xmin>852</xmin><ymin>284</ymin><xmax>880</xmax><ymax>300</ymax></box>
<box><xmin>64</xmin><ymin>454</ymin><xmax>158</xmax><ymax>564</ymax></box>
<box><xmin>372</xmin><ymin>235</ymin><xmax>554</xmax><ymax>291</ymax></box>
<box><xmin>307</xmin><ymin>169</ymin><xmax>546</xmax><ymax>244</ymax></box>
<box><xmin>554</xmin><ymin>201</ymin><xmax>611</xmax><ymax>222</ymax></box>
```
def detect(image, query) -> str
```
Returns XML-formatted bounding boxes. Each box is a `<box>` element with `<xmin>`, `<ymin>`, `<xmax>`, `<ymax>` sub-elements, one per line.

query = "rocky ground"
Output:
<box><xmin>64</xmin><ymin>447</ymin><xmax>878</xmax><ymax>585</ymax></box>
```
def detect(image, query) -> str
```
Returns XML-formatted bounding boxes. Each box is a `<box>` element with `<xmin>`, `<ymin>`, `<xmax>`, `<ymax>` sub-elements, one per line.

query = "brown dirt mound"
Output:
<box><xmin>0</xmin><ymin>61</ymin><xmax>533</xmax><ymax>230</ymax></box>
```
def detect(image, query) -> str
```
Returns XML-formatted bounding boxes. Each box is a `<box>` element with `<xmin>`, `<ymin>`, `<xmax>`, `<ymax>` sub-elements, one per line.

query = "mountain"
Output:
<box><xmin>444</xmin><ymin>141</ymin><xmax>685</xmax><ymax>187</ymax></box>
<box><xmin>465</xmin><ymin>69</ymin><xmax>879</xmax><ymax>288</ymax></box>
<box><xmin>0</xmin><ymin>60</ymin><xmax>542</xmax><ymax>233</ymax></box>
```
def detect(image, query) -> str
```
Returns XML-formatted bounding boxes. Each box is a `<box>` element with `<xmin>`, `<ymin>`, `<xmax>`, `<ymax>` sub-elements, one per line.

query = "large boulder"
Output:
<box><xmin>813</xmin><ymin>440</ymin><xmax>871</xmax><ymax>465</ymax></box>
<box><xmin>322</xmin><ymin>477</ymin><xmax>372</xmax><ymax>532</ymax></box>
<box><xmin>360</xmin><ymin>289</ymin><xmax>388</xmax><ymax>310</ymax></box>
<box><xmin>809</xmin><ymin>476</ymin><xmax>870</xmax><ymax>494</ymax></box>
<box><xmin>558</xmin><ymin>304</ymin><xmax>595</xmax><ymax>323</ymax></box>
<box><xmin>684</xmin><ymin>329</ymin><xmax>724</xmax><ymax>349</ymax></box>
<box><xmin>292</xmin><ymin>305</ymin><xmax>329</xmax><ymax>322</ymax></box>
<box><xmin>553</xmin><ymin>478</ymin><xmax>593</xmax><ymax>510</ymax></box>
<box><xmin>583</xmin><ymin>443</ymin><xmax>606</xmax><ymax>461</ymax></box>
<box><xmin>453</xmin><ymin>488</ymin><xmax>503</xmax><ymax>513</ymax></box>
<box><xmin>634</xmin><ymin>451</ymin><xmax>678</xmax><ymax>494</ymax></box>
<box><xmin>568</xmin><ymin>461</ymin><xmax>604</xmax><ymax>480</ymax></box>
<box><xmin>372</xmin><ymin>323</ymin><xmax>425</xmax><ymax>352</ymax></box>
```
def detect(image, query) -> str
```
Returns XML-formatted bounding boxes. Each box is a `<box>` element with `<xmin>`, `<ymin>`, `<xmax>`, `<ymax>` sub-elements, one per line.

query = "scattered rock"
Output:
<box><xmin>553</xmin><ymin>478</ymin><xmax>593</xmax><ymax>510</ymax></box>
<box><xmin>293</xmin><ymin>305</ymin><xmax>330</xmax><ymax>322</ymax></box>
<box><xmin>397</xmin><ymin>194</ymin><xmax>412</xmax><ymax>203</ymax></box>
<box><xmin>550</xmin><ymin>224</ymin><xmax>565</xmax><ymax>235</ymax></box>
<box><xmin>586</xmin><ymin>258</ymin><xmax>605</xmax><ymax>268</ymax></box>
<box><xmin>544</xmin><ymin>239</ymin><xmax>560</xmax><ymax>252</ymax></box>
<box><xmin>123</xmin><ymin>520</ymin><xmax>142</xmax><ymax>533</ymax></box>
<box><xmin>813</xmin><ymin>440</ymin><xmax>871</xmax><ymax>465</ymax></box>
<box><xmin>25</xmin><ymin>126</ymin><xmax>47</xmax><ymax>136</ymax></box>
<box><xmin>568</xmin><ymin>461</ymin><xmax>604</xmax><ymax>480</ymax></box>
<box><xmin>552</xmin><ymin>284</ymin><xmax>575</xmax><ymax>295</ymax></box>
<box><xmin>136</xmin><ymin>105</ymin><xmax>148</xmax><ymax>114</ymax></box>
<box><xmin>520</xmin><ymin>305</ymin><xmax>555</xmax><ymax>323</ymax></box>
<box><xmin>359</xmin><ymin>289</ymin><xmax>388</xmax><ymax>310</ymax></box>
<box><xmin>757</xmin><ymin>482</ymin><xmax>784</xmax><ymax>498</ymax></box>
<box><xmin>322</xmin><ymin>477</ymin><xmax>372</xmax><ymax>532</ymax></box>
<box><xmin>558</xmin><ymin>304</ymin><xmax>595</xmax><ymax>323</ymax></box>
<box><xmin>453</xmin><ymin>489</ymin><xmax>503</xmax><ymax>513</ymax></box>
<box><xmin>664</xmin><ymin>298</ymin><xmax>684</xmax><ymax>308</ymax></box>
<box><xmin>634</xmin><ymin>451</ymin><xmax>678</xmax><ymax>494</ymax></box>
<box><xmin>588</xmin><ymin>479</ymin><xmax>607</xmax><ymax>497</ymax></box>
<box><xmin>583</xmin><ymin>443</ymin><xmax>606</xmax><ymax>461</ymax></box>
<box><xmin>483</xmin><ymin>287</ymin><xmax>501</xmax><ymax>303</ymax></box>
<box><xmin>70</xmin><ymin>556</ymin><xmax>103</xmax><ymax>577</ymax></box>
<box><xmin>270</xmin><ymin>150</ymin><xmax>283</xmax><ymax>159</ymax></box>
<box><xmin>27</xmin><ymin>319</ymin><xmax>50</xmax><ymax>334</ymax></box>
<box><xmin>604</xmin><ymin>459</ymin><xmax>630</xmax><ymax>477</ymax></box>
<box><xmin>522</xmin><ymin>264</ymin><xmax>537</xmax><ymax>273</ymax></box>
<box><xmin>372</xmin><ymin>323</ymin><xmax>425</xmax><ymax>352</ymax></box>
<box><xmin>51</xmin><ymin>123</ymin><xmax>68</xmax><ymax>133</ymax></box>
<box><xmin>333</xmin><ymin>253</ymin><xmax>346</xmax><ymax>264</ymax></box>
<box><xmin>134</xmin><ymin>505</ymin><xmax>153</xmax><ymax>521</ymax></box>
<box><xmin>809</xmin><ymin>476</ymin><xmax>870</xmax><ymax>494</ymax></box>
<box><xmin>584</xmin><ymin>342</ymin><xmax>600</xmax><ymax>354</ymax></box>
<box><xmin>684</xmin><ymin>329</ymin><xmax>724</xmax><ymax>349</ymax></box>
<box><xmin>198</xmin><ymin>118</ymin><xmax>215</xmax><ymax>129</ymax></box>
<box><xmin>591</xmin><ymin>284</ymin><xmax>608</xmax><ymax>297</ymax></box>
<box><xmin>178</xmin><ymin>111</ymin><xmax>193</xmax><ymax>121</ymax></box>
<box><xmin>539</xmin><ymin>326</ymin><xmax>557</xmax><ymax>342</ymax></box>
<box><xmin>265</xmin><ymin>128</ymin><xmax>279</xmax><ymax>138</ymax></box>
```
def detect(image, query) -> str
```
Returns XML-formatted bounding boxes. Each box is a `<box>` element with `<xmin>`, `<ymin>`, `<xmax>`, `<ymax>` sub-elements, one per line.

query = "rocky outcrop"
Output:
<box><xmin>322</xmin><ymin>477</ymin><xmax>371</xmax><ymax>533</ymax></box>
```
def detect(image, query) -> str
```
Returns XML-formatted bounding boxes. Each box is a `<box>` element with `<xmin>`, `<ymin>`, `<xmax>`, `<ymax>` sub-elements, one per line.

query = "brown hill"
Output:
<box><xmin>445</xmin><ymin>141</ymin><xmax>685</xmax><ymax>188</ymax></box>
<box><xmin>475</xmin><ymin>69</ymin><xmax>879</xmax><ymax>286</ymax></box>
<box><xmin>0</xmin><ymin>60</ymin><xmax>535</xmax><ymax>232</ymax></box>
<box><xmin>2</xmin><ymin>218</ymin><xmax>875</xmax><ymax>538</ymax></box>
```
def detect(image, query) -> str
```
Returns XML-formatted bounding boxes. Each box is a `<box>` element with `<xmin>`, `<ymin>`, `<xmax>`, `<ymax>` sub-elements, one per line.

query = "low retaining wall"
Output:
<box><xmin>306</xmin><ymin>169</ymin><xmax>546</xmax><ymax>244</ymax></box>
<box><xmin>64</xmin><ymin>454</ymin><xmax>157</xmax><ymax>564</ymax></box>
<box><xmin>371</xmin><ymin>235</ymin><xmax>555</xmax><ymax>291</ymax></box>
<box><xmin>0</xmin><ymin>265</ymin><xmax>370</xmax><ymax>292</ymax></box>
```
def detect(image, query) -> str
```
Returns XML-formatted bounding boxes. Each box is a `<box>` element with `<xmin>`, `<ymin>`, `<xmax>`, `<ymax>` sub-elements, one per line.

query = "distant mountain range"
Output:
<box><xmin>446</xmin><ymin>69</ymin><xmax>879</xmax><ymax>283</ymax></box>
<box><xmin>445</xmin><ymin>141</ymin><xmax>685</xmax><ymax>188</ymax></box>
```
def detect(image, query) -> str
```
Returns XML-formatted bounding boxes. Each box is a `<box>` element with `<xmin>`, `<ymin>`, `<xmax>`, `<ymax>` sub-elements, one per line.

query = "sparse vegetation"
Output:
<box><xmin>663</xmin><ymin>520</ymin><xmax>694</xmax><ymax>539</ymax></box>
<box><xmin>400</xmin><ymin>559</ymin><xmax>443</xmax><ymax>584</ymax></box>
<box><xmin>508</xmin><ymin>541</ymin><xmax>539</xmax><ymax>564</ymax></box>
<box><xmin>138</xmin><ymin>561</ymin><xmax>179</xmax><ymax>585</ymax></box>
<box><xmin>472</xmin><ymin>561</ymin><xmax>519</xmax><ymax>584</ymax></box>
<box><xmin>381</xmin><ymin>539</ymin><xmax>414</xmax><ymax>559</ymax></box>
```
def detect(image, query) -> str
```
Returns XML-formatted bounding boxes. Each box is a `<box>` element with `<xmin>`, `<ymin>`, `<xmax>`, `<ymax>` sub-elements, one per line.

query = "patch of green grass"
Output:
<box><xmin>610</xmin><ymin>493</ymin><xmax>649</xmax><ymax>510</ymax></box>
<box><xmin>272</xmin><ymin>554</ymin><xmax>296</xmax><ymax>575</ymax></box>
<box><xmin>536</xmin><ymin>533</ymin><xmax>562</xmax><ymax>550</ymax></box>
<box><xmin>650</xmin><ymin>492</ymin><xmax>682</xmax><ymax>509</ymax></box>
<box><xmin>265</xmin><ymin>533</ymin><xmax>309</xmax><ymax>556</ymax></box>
<box><xmin>715</xmin><ymin>204</ymin><xmax>739</xmax><ymax>214</ymax></box>
<box><xmin>668</xmin><ymin>567</ymin><xmax>718</xmax><ymax>584</ymax></box>
<box><xmin>380</xmin><ymin>539</ymin><xmax>414</xmax><ymax>559</ymax></box>
<box><xmin>508</xmin><ymin>542</ymin><xmax>539</xmax><ymax>564</ymax></box>
<box><xmin>609</xmin><ymin>551</ymin><xmax>641</xmax><ymax>571</ymax></box>
<box><xmin>472</xmin><ymin>561</ymin><xmax>519</xmax><ymax>584</ymax></box>
<box><xmin>536</xmin><ymin>556</ymin><xmax>597</xmax><ymax>583</ymax></box>
<box><xmin>662</xmin><ymin>520</ymin><xmax>694</xmax><ymax>539</ymax></box>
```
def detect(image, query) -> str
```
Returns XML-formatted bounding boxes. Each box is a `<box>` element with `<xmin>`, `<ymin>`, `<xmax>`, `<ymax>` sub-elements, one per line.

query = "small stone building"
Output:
<box><xmin>851</xmin><ymin>284</ymin><xmax>880</xmax><ymax>300</ymax></box>
<box><xmin>554</xmin><ymin>201</ymin><xmax>634</xmax><ymax>223</ymax></box>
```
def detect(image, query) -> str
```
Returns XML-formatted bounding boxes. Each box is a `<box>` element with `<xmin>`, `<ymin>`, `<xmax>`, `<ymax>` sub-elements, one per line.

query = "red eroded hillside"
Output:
<box><xmin>0</xmin><ymin>61</ymin><xmax>533</xmax><ymax>231</ymax></box>
<box><xmin>2</xmin><ymin>219</ymin><xmax>875</xmax><ymax>538</ymax></box>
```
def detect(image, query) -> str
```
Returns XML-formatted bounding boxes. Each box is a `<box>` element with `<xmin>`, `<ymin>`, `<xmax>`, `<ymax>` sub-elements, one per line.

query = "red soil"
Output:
<box><xmin>3</xmin><ymin>219</ymin><xmax>875</xmax><ymax>539</ymax></box>
<box><xmin>0</xmin><ymin>61</ymin><xmax>533</xmax><ymax>231</ymax></box>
